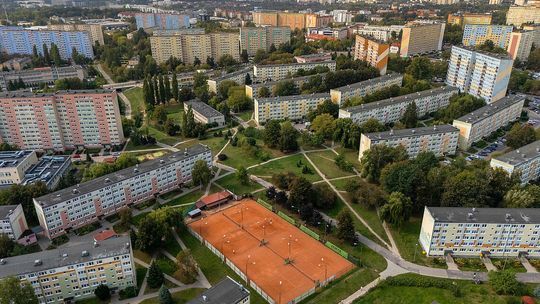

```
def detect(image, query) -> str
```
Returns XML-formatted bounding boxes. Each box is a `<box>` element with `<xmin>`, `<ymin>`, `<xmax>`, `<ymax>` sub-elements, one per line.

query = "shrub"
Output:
<box><xmin>218</xmin><ymin>154</ymin><xmax>228</xmax><ymax>161</ymax></box>
<box><xmin>119</xmin><ymin>286</ymin><xmax>138</xmax><ymax>299</ymax></box>
<box><xmin>94</xmin><ymin>284</ymin><xmax>111</xmax><ymax>301</ymax></box>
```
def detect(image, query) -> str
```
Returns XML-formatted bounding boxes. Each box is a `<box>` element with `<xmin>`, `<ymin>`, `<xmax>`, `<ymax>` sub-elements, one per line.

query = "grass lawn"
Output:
<box><xmin>136</xmin><ymin>264</ymin><xmax>148</xmax><ymax>289</ymax></box>
<box><xmin>144</xmin><ymin>279</ymin><xmax>176</xmax><ymax>295</ymax></box>
<box><xmin>330</xmin><ymin>176</ymin><xmax>362</xmax><ymax>191</ymax></box>
<box><xmin>139</xmin><ymin>288</ymin><xmax>206</xmax><ymax>304</ymax></box>
<box><xmin>155</xmin><ymin>254</ymin><xmax>179</xmax><ymax>277</ymax></box>
<box><xmin>220</xmin><ymin>136</ymin><xmax>285</xmax><ymax>169</ymax></box>
<box><xmin>454</xmin><ymin>258</ymin><xmax>486</xmax><ymax>272</ymax></box>
<box><xmin>491</xmin><ymin>259</ymin><xmax>527</xmax><ymax>272</ymax></box>
<box><xmin>215</xmin><ymin>173</ymin><xmax>263</xmax><ymax>195</ymax></box>
<box><xmin>335</xmin><ymin>147</ymin><xmax>362</xmax><ymax>170</ymax></box>
<box><xmin>306</xmin><ymin>150</ymin><xmax>352</xmax><ymax>179</ymax></box>
<box><xmin>164</xmin><ymin>103</ymin><xmax>185</xmax><ymax>124</ymax></box>
<box><xmin>165</xmin><ymin>189</ymin><xmax>204</xmax><ymax>207</ymax></box>
<box><xmin>147</xmin><ymin>125</ymin><xmax>183</xmax><ymax>146</ymax></box>
<box><xmin>163</xmin><ymin>236</ymin><xmax>183</xmax><ymax>257</ymax></box>
<box><xmin>248</xmin><ymin>154</ymin><xmax>322</xmax><ymax>183</ymax></box>
<box><xmin>340</xmin><ymin>192</ymin><xmax>389</xmax><ymax>244</ymax></box>
<box><xmin>237</xmin><ymin>111</ymin><xmax>253</xmax><ymax>122</ymax></box>
<box><xmin>124</xmin><ymin>87</ymin><xmax>145</xmax><ymax>113</ymax></box>
<box><xmin>175</xmin><ymin>136</ymin><xmax>229</xmax><ymax>156</ymax></box>
<box><xmin>75</xmin><ymin>298</ymin><xmax>107</xmax><ymax>304</ymax></box>
<box><xmin>355</xmin><ymin>273</ymin><xmax>519</xmax><ymax>304</ymax></box>
<box><xmin>124</xmin><ymin>141</ymin><xmax>162</xmax><ymax>151</ymax></box>
<box><xmin>133</xmin><ymin>249</ymin><xmax>152</xmax><ymax>265</ymax></box>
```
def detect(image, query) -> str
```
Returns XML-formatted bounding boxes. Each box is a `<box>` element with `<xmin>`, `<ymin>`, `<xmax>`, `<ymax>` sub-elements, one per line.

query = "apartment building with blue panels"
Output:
<box><xmin>134</xmin><ymin>13</ymin><xmax>190</xmax><ymax>30</ymax></box>
<box><xmin>462</xmin><ymin>24</ymin><xmax>513</xmax><ymax>49</ymax></box>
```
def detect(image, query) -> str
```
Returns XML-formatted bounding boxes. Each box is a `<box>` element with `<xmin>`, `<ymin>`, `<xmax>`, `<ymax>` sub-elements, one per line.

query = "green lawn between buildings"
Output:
<box><xmin>247</xmin><ymin>153</ymin><xmax>322</xmax><ymax>183</ymax></box>
<box><xmin>124</xmin><ymin>87</ymin><xmax>145</xmax><ymax>113</ymax></box>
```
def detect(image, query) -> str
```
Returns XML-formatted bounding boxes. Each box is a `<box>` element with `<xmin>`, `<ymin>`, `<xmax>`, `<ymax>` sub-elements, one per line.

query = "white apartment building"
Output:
<box><xmin>253</xmin><ymin>61</ymin><xmax>336</xmax><ymax>82</ymax></box>
<box><xmin>254</xmin><ymin>93</ymin><xmax>330</xmax><ymax>124</ymax></box>
<box><xmin>184</xmin><ymin>100</ymin><xmax>226</xmax><ymax>126</ymax></box>
<box><xmin>330</xmin><ymin>73</ymin><xmax>403</xmax><ymax>106</ymax></box>
<box><xmin>0</xmin><ymin>150</ymin><xmax>38</xmax><ymax>186</ymax></box>
<box><xmin>33</xmin><ymin>144</ymin><xmax>212</xmax><ymax>239</ymax></box>
<box><xmin>490</xmin><ymin>140</ymin><xmax>540</xmax><ymax>184</ymax></box>
<box><xmin>420</xmin><ymin>206</ymin><xmax>540</xmax><ymax>258</ymax></box>
<box><xmin>358</xmin><ymin>125</ymin><xmax>459</xmax><ymax>160</ymax></box>
<box><xmin>339</xmin><ymin>86</ymin><xmax>459</xmax><ymax>125</ymax></box>
<box><xmin>0</xmin><ymin>204</ymin><xmax>29</xmax><ymax>241</ymax></box>
<box><xmin>352</xmin><ymin>25</ymin><xmax>404</xmax><ymax>42</ymax></box>
<box><xmin>0</xmin><ymin>65</ymin><xmax>86</xmax><ymax>91</ymax></box>
<box><xmin>0</xmin><ymin>236</ymin><xmax>135</xmax><ymax>304</ymax></box>
<box><xmin>446</xmin><ymin>46</ymin><xmax>513</xmax><ymax>104</ymax></box>
<box><xmin>452</xmin><ymin>95</ymin><xmax>524</xmax><ymax>149</ymax></box>
<box><xmin>245</xmin><ymin>74</ymin><xmax>316</xmax><ymax>99</ymax></box>
<box><xmin>207</xmin><ymin>66</ymin><xmax>253</xmax><ymax>94</ymax></box>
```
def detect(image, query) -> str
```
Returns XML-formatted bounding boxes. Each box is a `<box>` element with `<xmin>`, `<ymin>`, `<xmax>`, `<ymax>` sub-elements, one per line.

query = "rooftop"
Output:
<box><xmin>248</xmin><ymin>74</ymin><xmax>315</xmax><ymax>89</ymax></box>
<box><xmin>454</xmin><ymin>95</ymin><xmax>525</xmax><ymax>125</ymax></box>
<box><xmin>0</xmin><ymin>89</ymin><xmax>114</xmax><ymax>99</ymax></box>
<box><xmin>196</xmin><ymin>190</ymin><xmax>233</xmax><ymax>209</ymax></box>
<box><xmin>34</xmin><ymin>144</ymin><xmax>210</xmax><ymax>207</ymax></box>
<box><xmin>331</xmin><ymin>73</ymin><xmax>403</xmax><ymax>93</ymax></box>
<box><xmin>426</xmin><ymin>207</ymin><xmax>540</xmax><ymax>224</ymax></box>
<box><xmin>22</xmin><ymin>155</ymin><xmax>70</xmax><ymax>187</ymax></box>
<box><xmin>185</xmin><ymin>100</ymin><xmax>224</xmax><ymax>119</ymax></box>
<box><xmin>342</xmin><ymin>86</ymin><xmax>458</xmax><ymax>114</ymax></box>
<box><xmin>452</xmin><ymin>45</ymin><xmax>512</xmax><ymax>60</ymax></box>
<box><xmin>256</xmin><ymin>92</ymin><xmax>330</xmax><ymax>103</ymax></box>
<box><xmin>0</xmin><ymin>205</ymin><xmax>18</xmax><ymax>219</ymax></box>
<box><xmin>210</xmin><ymin>66</ymin><xmax>252</xmax><ymax>82</ymax></box>
<box><xmin>492</xmin><ymin>140</ymin><xmax>540</xmax><ymax>166</ymax></box>
<box><xmin>187</xmin><ymin>276</ymin><xmax>250</xmax><ymax>304</ymax></box>
<box><xmin>0</xmin><ymin>150</ymin><xmax>35</xmax><ymax>168</ymax></box>
<box><xmin>365</xmin><ymin>124</ymin><xmax>459</xmax><ymax>141</ymax></box>
<box><xmin>294</xmin><ymin>52</ymin><xmax>332</xmax><ymax>59</ymax></box>
<box><xmin>255</xmin><ymin>60</ymin><xmax>336</xmax><ymax>69</ymax></box>
<box><xmin>0</xmin><ymin>235</ymin><xmax>131</xmax><ymax>277</ymax></box>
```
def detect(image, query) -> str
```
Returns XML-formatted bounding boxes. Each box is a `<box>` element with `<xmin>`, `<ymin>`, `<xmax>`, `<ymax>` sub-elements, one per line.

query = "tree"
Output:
<box><xmin>258</xmin><ymin>86</ymin><xmax>271</xmax><ymax>98</ymax></box>
<box><xmin>406</xmin><ymin>57</ymin><xmax>433</xmax><ymax>80</ymax></box>
<box><xmin>273</xmin><ymin>80</ymin><xmax>299</xmax><ymax>96</ymax></box>
<box><xmin>313</xmin><ymin>184</ymin><xmax>337</xmax><ymax>210</ymax></box>
<box><xmin>192</xmin><ymin>160</ymin><xmax>211</xmax><ymax>187</ymax></box>
<box><xmin>236</xmin><ymin>166</ymin><xmax>250</xmax><ymax>185</ymax></box>
<box><xmin>244</xmin><ymin>73</ymin><xmax>252</xmax><ymax>85</ymax></box>
<box><xmin>488</xmin><ymin>270</ymin><xmax>523</xmax><ymax>295</ymax></box>
<box><xmin>176</xmin><ymin>249</ymin><xmax>198</xmax><ymax>284</ymax></box>
<box><xmin>506</xmin><ymin>123</ymin><xmax>536</xmax><ymax>149</ymax></box>
<box><xmin>379</xmin><ymin>192</ymin><xmax>413</xmax><ymax>227</ymax></box>
<box><xmin>163</xmin><ymin>74</ymin><xmax>171</xmax><ymax>101</ymax></box>
<box><xmin>307</xmin><ymin>100</ymin><xmax>339</xmax><ymax>121</ymax></box>
<box><xmin>147</xmin><ymin>262</ymin><xmax>164</xmax><ymax>289</ymax></box>
<box><xmin>218</xmin><ymin>80</ymin><xmax>238</xmax><ymax>100</ymax></box>
<box><xmin>336</xmin><ymin>210</ymin><xmax>356</xmax><ymax>242</ymax></box>
<box><xmin>240</xmin><ymin>49</ymin><xmax>249</xmax><ymax>63</ymax></box>
<box><xmin>380</xmin><ymin>161</ymin><xmax>424</xmax><ymax>203</ymax></box>
<box><xmin>360</xmin><ymin>118</ymin><xmax>387</xmax><ymax>133</ymax></box>
<box><xmin>118</xmin><ymin>208</ymin><xmax>132</xmax><ymax>228</ymax></box>
<box><xmin>94</xmin><ymin>284</ymin><xmax>111</xmax><ymax>301</ymax></box>
<box><xmin>0</xmin><ymin>234</ymin><xmax>14</xmax><ymax>258</ymax></box>
<box><xmin>42</xmin><ymin>43</ymin><xmax>50</xmax><ymax>64</ymax></box>
<box><xmin>0</xmin><ymin>277</ymin><xmax>38</xmax><ymax>304</ymax></box>
<box><xmin>401</xmin><ymin>102</ymin><xmax>418</xmax><ymax>128</ymax></box>
<box><xmin>136</xmin><ymin>216</ymin><xmax>166</xmax><ymax>252</ymax></box>
<box><xmin>172</xmin><ymin>73</ymin><xmax>179</xmax><ymax>101</ymax></box>
<box><xmin>50</xmin><ymin>43</ymin><xmax>62</xmax><ymax>66</ymax></box>
<box><xmin>152</xmin><ymin>105</ymin><xmax>168</xmax><ymax>125</ymax></box>
<box><xmin>159</xmin><ymin>285</ymin><xmax>174</xmax><ymax>304</ymax></box>
<box><xmin>218</xmin><ymin>54</ymin><xmax>238</xmax><ymax>67</ymax></box>
<box><xmin>310</xmin><ymin>113</ymin><xmax>335</xmax><ymax>139</ymax></box>
<box><xmin>279</xmin><ymin>121</ymin><xmax>299</xmax><ymax>152</ymax></box>
<box><xmin>263</xmin><ymin>120</ymin><xmax>281</xmax><ymax>148</ymax></box>
<box><xmin>182</xmin><ymin>105</ymin><xmax>197</xmax><ymax>137</ymax></box>
<box><xmin>288</xmin><ymin>176</ymin><xmax>314</xmax><ymax>209</ymax></box>
<box><xmin>360</xmin><ymin>144</ymin><xmax>408</xmax><ymax>182</ymax></box>
<box><xmin>227</xmin><ymin>87</ymin><xmax>251</xmax><ymax>112</ymax></box>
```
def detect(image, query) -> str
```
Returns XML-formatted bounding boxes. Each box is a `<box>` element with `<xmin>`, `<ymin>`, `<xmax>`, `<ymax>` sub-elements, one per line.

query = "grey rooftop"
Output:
<box><xmin>365</xmin><ymin>124</ymin><xmax>459</xmax><ymax>141</ymax></box>
<box><xmin>210</xmin><ymin>66</ymin><xmax>253</xmax><ymax>82</ymax></box>
<box><xmin>248</xmin><ymin>74</ymin><xmax>315</xmax><ymax>89</ymax></box>
<box><xmin>185</xmin><ymin>100</ymin><xmax>224</xmax><ymax>119</ymax></box>
<box><xmin>0</xmin><ymin>205</ymin><xmax>18</xmax><ymax>219</ymax></box>
<box><xmin>187</xmin><ymin>276</ymin><xmax>250</xmax><ymax>304</ymax></box>
<box><xmin>255</xmin><ymin>92</ymin><xmax>330</xmax><ymax>103</ymax></box>
<box><xmin>255</xmin><ymin>60</ymin><xmax>335</xmax><ymax>68</ymax></box>
<box><xmin>454</xmin><ymin>95</ymin><xmax>525</xmax><ymax>125</ymax></box>
<box><xmin>0</xmin><ymin>150</ymin><xmax>34</xmax><ymax>168</ymax></box>
<box><xmin>330</xmin><ymin>73</ymin><xmax>403</xmax><ymax>92</ymax></box>
<box><xmin>426</xmin><ymin>207</ymin><xmax>540</xmax><ymax>224</ymax></box>
<box><xmin>492</xmin><ymin>140</ymin><xmax>540</xmax><ymax>166</ymax></box>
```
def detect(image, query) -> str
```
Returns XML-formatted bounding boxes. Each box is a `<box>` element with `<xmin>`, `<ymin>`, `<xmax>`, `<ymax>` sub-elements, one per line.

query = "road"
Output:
<box><xmin>96</xmin><ymin>63</ymin><xmax>132</xmax><ymax>119</ymax></box>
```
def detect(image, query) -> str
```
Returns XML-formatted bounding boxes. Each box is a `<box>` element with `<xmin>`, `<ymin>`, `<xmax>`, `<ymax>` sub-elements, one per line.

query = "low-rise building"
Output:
<box><xmin>330</xmin><ymin>73</ymin><xmax>403</xmax><ymax>106</ymax></box>
<box><xmin>187</xmin><ymin>276</ymin><xmax>250</xmax><ymax>304</ymax></box>
<box><xmin>452</xmin><ymin>95</ymin><xmax>524</xmax><ymax>149</ymax></box>
<box><xmin>354</xmin><ymin>35</ymin><xmax>389</xmax><ymax>75</ymax></box>
<box><xmin>33</xmin><ymin>144</ymin><xmax>212</xmax><ymax>239</ymax></box>
<box><xmin>207</xmin><ymin>67</ymin><xmax>253</xmax><ymax>94</ymax></box>
<box><xmin>339</xmin><ymin>86</ymin><xmax>458</xmax><ymax>125</ymax></box>
<box><xmin>22</xmin><ymin>155</ymin><xmax>72</xmax><ymax>190</ymax></box>
<box><xmin>254</xmin><ymin>93</ymin><xmax>330</xmax><ymax>124</ymax></box>
<box><xmin>0</xmin><ymin>57</ymin><xmax>32</xmax><ymax>71</ymax></box>
<box><xmin>245</xmin><ymin>74</ymin><xmax>315</xmax><ymax>99</ymax></box>
<box><xmin>0</xmin><ymin>65</ymin><xmax>86</xmax><ymax>90</ymax></box>
<box><xmin>358</xmin><ymin>125</ymin><xmax>459</xmax><ymax>160</ymax></box>
<box><xmin>447</xmin><ymin>13</ymin><xmax>492</xmax><ymax>27</ymax></box>
<box><xmin>253</xmin><ymin>61</ymin><xmax>336</xmax><ymax>81</ymax></box>
<box><xmin>351</xmin><ymin>25</ymin><xmax>404</xmax><ymax>42</ymax></box>
<box><xmin>0</xmin><ymin>204</ymin><xmax>29</xmax><ymax>241</ymax></box>
<box><xmin>307</xmin><ymin>27</ymin><xmax>348</xmax><ymax>40</ymax></box>
<box><xmin>419</xmin><ymin>206</ymin><xmax>540</xmax><ymax>258</ymax></box>
<box><xmin>184</xmin><ymin>100</ymin><xmax>226</xmax><ymax>126</ymax></box>
<box><xmin>0</xmin><ymin>150</ymin><xmax>38</xmax><ymax>186</ymax></box>
<box><xmin>294</xmin><ymin>53</ymin><xmax>333</xmax><ymax>63</ymax></box>
<box><xmin>0</xmin><ymin>235</ymin><xmax>136</xmax><ymax>303</ymax></box>
<box><xmin>490</xmin><ymin>140</ymin><xmax>540</xmax><ymax>184</ymax></box>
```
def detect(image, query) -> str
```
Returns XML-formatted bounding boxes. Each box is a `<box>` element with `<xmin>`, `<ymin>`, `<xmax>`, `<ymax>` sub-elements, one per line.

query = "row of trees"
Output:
<box><xmin>142</xmin><ymin>74</ymin><xmax>179</xmax><ymax>110</ymax></box>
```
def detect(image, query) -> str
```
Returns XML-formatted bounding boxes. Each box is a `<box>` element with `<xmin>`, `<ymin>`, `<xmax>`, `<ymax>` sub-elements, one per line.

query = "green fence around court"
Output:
<box><xmin>278</xmin><ymin>211</ymin><xmax>296</xmax><ymax>225</ymax></box>
<box><xmin>300</xmin><ymin>225</ymin><xmax>320</xmax><ymax>241</ymax></box>
<box><xmin>257</xmin><ymin>198</ymin><xmax>273</xmax><ymax>211</ymax></box>
<box><xmin>325</xmin><ymin>241</ymin><xmax>349</xmax><ymax>259</ymax></box>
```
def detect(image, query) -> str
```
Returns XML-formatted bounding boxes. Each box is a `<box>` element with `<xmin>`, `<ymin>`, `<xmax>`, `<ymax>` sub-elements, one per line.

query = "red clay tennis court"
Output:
<box><xmin>188</xmin><ymin>199</ymin><xmax>355</xmax><ymax>304</ymax></box>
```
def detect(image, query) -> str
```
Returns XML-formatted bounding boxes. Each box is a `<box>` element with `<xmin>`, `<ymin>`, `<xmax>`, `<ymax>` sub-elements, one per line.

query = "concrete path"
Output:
<box><xmin>171</xmin><ymin>229</ymin><xmax>211</xmax><ymax>288</ymax></box>
<box><xmin>445</xmin><ymin>254</ymin><xmax>459</xmax><ymax>271</ymax></box>
<box><xmin>481</xmin><ymin>257</ymin><xmax>497</xmax><ymax>271</ymax></box>
<box><xmin>520</xmin><ymin>256</ymin><xmax>538</xmax><ymax>273</ymax></box>
<box><xmin>156</xmin><ymin>142</ymin><xmax>179</xmax><ymax>152</ymax></box>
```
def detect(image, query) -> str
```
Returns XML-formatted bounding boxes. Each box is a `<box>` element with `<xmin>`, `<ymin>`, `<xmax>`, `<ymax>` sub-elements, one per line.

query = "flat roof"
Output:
<box><xmin>492</xmin><ymin>140</ymin><xmax>540</xmax><ymax>166</ymax></box>
<box><xmin>294</xmin><ymin>52</ymin><xmax>332</xmax><ymax>59</ymax></box>
<box><xmin>255</xmin><ymin>60</ymin><xmax>335</xmax><ymax>69</ymax></box>
<box><xmin>22</xmin><ymin>155</ymin><xmax>70</xmax><ymax>187</ymax></box>
<box><xmin>365</xmin><ymin>124</ymin><xmax>459</xmax><ymax>141</ymax></box>
<box><xmin>342</xmin><ymin>86</ymin><xmax>458</xmax><ymax>114</ymax></box>
<box><xmin>426</xmin><ymin>207</ymin><xmax>540</xmax><ymax>224</ymax></box>
<box><xmin>248</xmin><ymin>74</ymin><xmax>316</xmax><ymax>89</ymax></box>
<box><xmin>0</xmin><ymin>205</ymin><xmax>18</xmax><ymax>219</ymax></box>
<box><xmin>256</xmin><ymin>92</ymin><xmax>330</xmax><ymax>103</ymax></box>
<box><xmin>331</xmin><ymin>73</ymin><xmax>403</xmax><ymax>93</ymax></box>
<box><xmin>34</xmin><ymin>144</ymin><xmax>210</xmax><ymax>208</ymax></box>
<box><xmin>0</xmin><ymin>235</ymin><xmax>131</xmax><ymax>277</ymax></box>
<box><xmin>187</xmin><ymin>276</ymin><xmax>249</xmax><ymax>304</ymax></box>
<box><xmin>0</xmin><ymin>89</ymin><xmax>113</xmax><ymax>99</ymax></box>
<box><xmin>452</xmin><ymin>45</ymin><xmax>512</xmax><ymax>60</ymax></box>
<box><xmin>210</xmin><ymin>66</ymin><xmax>252</xmax><ymax>82</ymax></box>
<box><xmin>185</xmin><ymin>100</ymin><xmax>224</xmax><ymax>119</ymax></box>
<box><xmin>454</xmin><ymin>95</ymin><xmax>524</xmax><ymax>125</ymax></box>
<box><xmin>0</xmin><ymin>150</ymin><xmax>34</xmax><ymax>168</ymax></box>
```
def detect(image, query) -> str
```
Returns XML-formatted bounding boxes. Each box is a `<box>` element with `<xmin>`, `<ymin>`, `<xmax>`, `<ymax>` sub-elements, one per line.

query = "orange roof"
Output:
<box><xmin>522</xmin><ymin>296</ymin><xmax>536</xmax><ymax>304</ymax></box>
<box><xmin>306</xmin><ymin>34</ymin><xmax>337</xmax><ymax>41</ymax></box>
<box><xmin>199</xmin><ymin>191</ymin><xmax>232</xmax><ymax>206</ymax></box>
<box><xmin>94</xmin><ymin>229</ymin><xmax>116</xmax><ymax>242</ymax></box>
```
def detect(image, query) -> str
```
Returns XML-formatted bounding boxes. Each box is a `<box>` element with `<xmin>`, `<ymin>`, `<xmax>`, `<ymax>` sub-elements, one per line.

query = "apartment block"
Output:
<box><xmin>33</xmin><ymin>144</ymin><xmax>212</xmax><ymax>239</ymax></box>
<box><xmin>0</xmin><ymin>57</ymin><xmax>31</xmax><ymax>71</ymax></box>
<box><xmin>354</xmin><ymin>35</ymin><xmax>389</xmax><ymax>75</ymax></box>
<box><xmin>339</xmin><ymin>86</ymin><xmax>458</xmax><ymax>125</ymax></box>
<box><xmin>184</xmin><ymin>100</ymin><xmax>226</xmax><ymax>126</ymax></box>
<box><xmin>330</xmin><ymin>73</ymin><xmax>403</xmax><ymax>106</ymax></box>
<box><xmin>294</xmin><ymin>53</ymin><xmax>332</xmax><ymax>63</ymax></box>
<box><xmin>447</xmin><ymin>13</ymin><xmax>492</xmax><ymax>27</ymax></box>
<box><xmin>207</xmin><ymin>66</ymin><xmax>253</xmax><ymax>94</ymax></box>
<box><xmin>0</xmin><ymin>27</ymin><xmax>94</xmax><ymax>60</ymax></box>
<box><xmin>245</xmin><ymin>74</ymin><xmax>315</xmax><ymax>99</ymax></box>
<box><xmin>307</xmin><ymin>27</ymin><xmax>348</xmax><ymax>40</ymax></box>
<box><xmin>0</xmin><ymin>65</ymin><xmax>86</xmax><ymax>91</ymax></box>
<box><xmin>506</xmin><ymin>4</ymin><xmax>540</xmax><ymax>26</ymax></box>
<box><xmin>48</xmin><ymin>23</ymin><xmax>104</xmax><ymax>45</ymax></box>
<box><xmin>0</xmin><ymin>235</ymin><xmax>136</xmax><ymax>303</ymax></box>
<box><xmin>134</xmin><ymin>12</ymin><xmax>190</xmax><ymax>29</ymax></box>
<box><xmin>490</xmin><ymin>140</ymin><xmax>540</xmax><ymax>184</ymax></box>
<box><xmin>522</xmin><ymin>24</ymin><xmax>540</xmax><ymax>47</ymax></box>
<box><xmin>352</xmin><ymin>25</ymin><xmax>404</xmax><ymax>42</ymax></box>
<box><xmin>358</xmin><ymin>125</ymin><xmax>459</xmax><ymax>160</ymax></box>
<box><xmin>507</xmin><ymin>31</ymin><xmax>535</xmax><ymax>61</ymax></box>
<box><xmin>150</xmin><ymin>32</ymin><xmax>240</xmax><ymax>65</ymax></box>
<box><xmin>252</xmin><ymin>11</ymin><xmax>331</xmax><ymax>29</ymax></box>
<box><xmin>240</xmin><ymin>26</ymin><xmax>291</xmax><ymax>56</ymax></box>
<box><xmin>0</xmin><ymin>90</ymin><xmax>124</xmax><ymax>151</ymax></box>
<box><xmin>452</xmin><ymin>95</ymin><xmax>524</xmax><ymax>149</ymax></box>
<box><xmin>253</xmin><ymin>61</ymin><xmax>336</xmax><ymax>81</ymax></box>
<box><xmin>254</xmin><ymin>93</ymin><xmax>330</xmax><ymax>124</ymax></box>
<box><xmin>462</xmin><ymin>25</ymin><xmax>513</xmax><ymax>49</ymax></box>
<box><xmin>0</xmin><ymin>204</ymin><xmax>29</xmax><ymax>241</ymax></box>
<box><xmin>446</xmin><ymin>46</ymin><xmax>513</xmax><ymax>104</ymax></box>
<box><xmin>399</xmin><ymin>23</ymin><xmax>445</xmax><ymax>57</ymax></box>
<box><xmin>420</xmin><ymin>206</ymin><xmax>540</xmax><ymax>258</ymax></box>
<box><xmin>0</xmin><ymin>150</ymin><xmax>38</xmax><ymax>186</ymax></box>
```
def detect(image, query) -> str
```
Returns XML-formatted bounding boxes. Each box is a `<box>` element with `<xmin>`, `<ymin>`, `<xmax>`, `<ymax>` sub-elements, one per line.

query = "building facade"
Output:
<box><xmin>399</xmin><ymin>23</ymin><xmax>445</xmax><ymax>57</ymax></box>
<box><xmin>0</xmin><ymin>236</ymin><xmax>136</xmax><ymax>303</ymax></box>
<box><xmin>352</xmin><ymin>25</ymin><xmax>404</xmax><ymax>42</ymax></box>
<box><xmin>0</xmin><ymin>90</ymin><xmax>124</xmax><ymax>151</ymax></box>
<box><xmin>339</xmin><ymin>86</ymin><xmax>458</xmax><ymax>125</ymax></box>
<box><xmin>452</xmin><ymin>95</ymin><xmax>524</xmax><ymax>149</ymax></box>
<box><xmin>446</xmin><ymin>46</ymin><xmax>513</xmax><ymax>104</ymax></box>
<box><xmin>522</xmin><ymin>24</ymin><xmax>540</xmax><ymax>47</ymax></box>
<box><xmin>447</xmin><ymin>13</ymin><xmax>492</xmax><ymax>27</ymax></box>
<box><xmin>0</xmin><ymin>150</ymin><xmax>38</xmax><ymax>186</ymax></box>
<box><xmin>330</xmin><ymin>73</ymin><xmax>403</xmax><ymax>106</ymax></box>
<box><xmin>134</xmin><ymin>12</ymin><xmax>190</xmax><ymax>29</ymax></box>
<box><xmin>294</xmin><ymin>53</ymin><xmax>333</xmax><ymax>63</ymax></box>
<box><xmin>507</xmin><ymin>31</ymin><xmax>535</xmax><ymax>61</ymax></box>
<box><xmin>0</xmin><ymin>65</ymin><xmax>86</xmax><ymax>91</ymax></box>
<box><xmin>33</xmin><ymin>144</ymin><xmax>212</xmax><ymax>239</ymax></box>
<box><xmin>420</xmin><ymin>206</ymin><xmax>540</xmax><ymax>258</ymax></box>
<box><xmin>253</xmin><ymin>61</ymin><xmax>336</xmax><ymax>81</ymax></box>
<box><xmin>354</xmin><ymin>35</ymin><xmax>389</xmax><ymax>75</ymax></box>
<box><xmin>207</xmin><ymin>66</ymin><xmax>253</xmax><ymax>94</ymax></box>
<box><xmin>506</xmin><ymin>5</ymin><xmax>540</xmax><ymax>26</ymax></box>
<box><xmin>184</xmin><ymin>100</ymin><xmax>226</xmax><ymax>126</ymax></box>
<box><xmin>462</xmin><ymin>25</ymin><xmax>513</xmax><ymax>49</ymax></box>
<box><xmin>239</xmin><ymin>26</ymin><xmax>291</xmax><ymax>56</ymax></box>
<box><xmin>490</xmin><ymin>140</ymin><xmax>540</xmax><ymax>184</ymax></box>
<box><xmin>245</xmin><ymin>74</ymin><xmax>316</xmax><ymax>99</ymax></box>
<box><xmin>254</xmin><ymin>93</ymin><xmax>330</xmax><ymax>124</ymax></box>
<box><xmin>0</xmin><ymin>204</ymin><xmax>29</xmax><ymax>241</ymax></box>
<box><xmin>252</xmin><ymin>11</ymin><xmax>331</xmax><ymax>29</ymax></box>
<box><xmin>358</xmin><ymin>125</ymin><xmax>459</xmax><ymax>160</ymax></box>
<box><xmin>48</xmin><ymin>23</ymin><xmax>104</xmax><ymax>46</ymax></box>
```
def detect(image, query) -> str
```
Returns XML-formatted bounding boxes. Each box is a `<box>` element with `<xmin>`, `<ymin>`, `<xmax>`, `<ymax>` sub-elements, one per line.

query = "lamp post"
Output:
<box><xmin>279</xmin><ymin>280</ymin><xmax>282</xmax><ymax>304</ymax></box>
<box><xmin>199</xmin><ymin>221</ymin><xmax>208</xmax><ymax>244</ymax></box>
<box><xmin>319</xmin><ymin>257</ymin><xmax>328</xmax><ymax>285</ymax></box>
